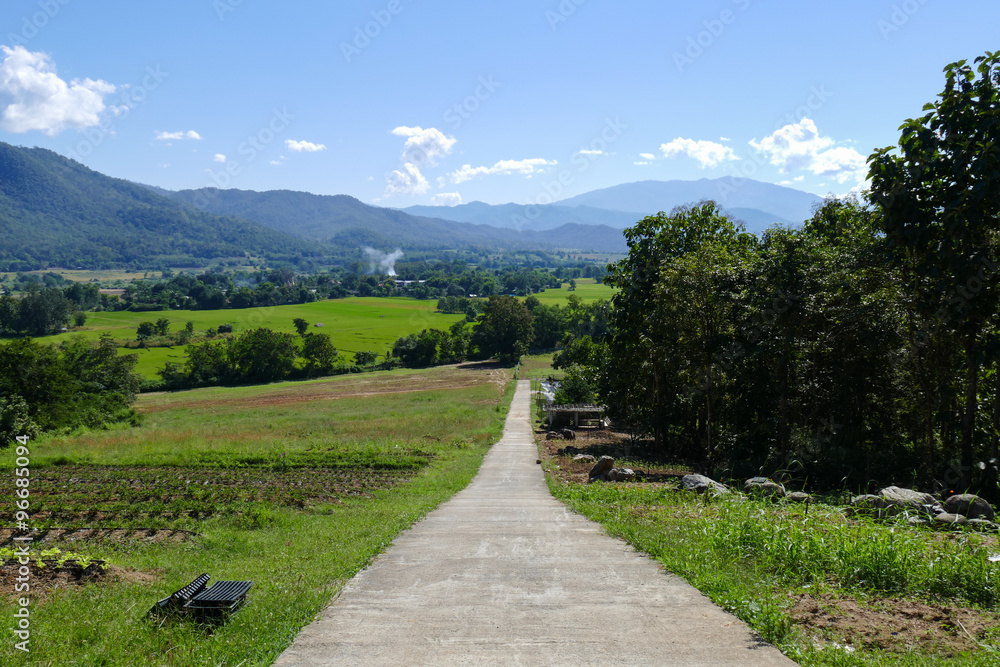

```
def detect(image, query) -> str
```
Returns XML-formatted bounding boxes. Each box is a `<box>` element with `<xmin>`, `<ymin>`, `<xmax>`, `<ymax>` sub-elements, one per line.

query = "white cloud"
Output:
<box><xmin>385</xmin><ymin>162</ymin><xmax>430</xmax><ymax>196</ymax></box>
<box><xmin>214</xmin><ymin>153</ymin><xmax>227</xmax><ymax>163</ymax></box>
<box><xmin>750</xmin><ymin>118</ymin><xmax>867</xmax><ymax>184</ymax></box>
<box><xmin>0</xmin><ymin>46</ymin><xmax>115</xmax><ymax>136</ymax></box>
<box><xmin>576</xmin><ymin>149</ymin><xmax>604</xmax><ymax>156</ymax></box>
<box><xmin>431</xmin><ymin>192</ymin><xmax>463</xmax><ymax>206</ymax></box>
<box><xmin>285</xmin><ymin>139</ymin><xmax>327</xmax><ymax>153</ymax></box>
<box><xmin>448</xmin><ymin>158</ymin><xmax>557</xmax><ymax>184</ymax></box>
<box><xmin>270</xmin><ymin>155</ymin><xmax>286</xmax><ymax>166</ymax></box>
<box><xmin>155</xmin><ymin>130</ymin><xmax>201</xmax><ymax>141</ymax></box>
<box><xmin>391</xmin><ymin>126</ymin><xmax>456</xmax><ymax>167</ymax></box>
<box><xmin>639</xmin><ymin>153</ymin><xmax>656</xmax><ymax>160</ymax></box>
<box><xmin>660</xmin><ymin>138</ymin><xmax>738</xmax><ymax>169</ymax></box>
<box><xmin>634</xmin><ymin>161</ymin><xmax>651</xmax><ymax>166</ymax></box>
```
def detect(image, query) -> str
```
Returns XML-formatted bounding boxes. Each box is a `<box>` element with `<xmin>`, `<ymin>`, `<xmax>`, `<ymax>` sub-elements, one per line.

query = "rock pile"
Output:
<box><xmin>849</xmin><ymin>486</ymin><xmax>998</xmax><ymax>531</ymax></box>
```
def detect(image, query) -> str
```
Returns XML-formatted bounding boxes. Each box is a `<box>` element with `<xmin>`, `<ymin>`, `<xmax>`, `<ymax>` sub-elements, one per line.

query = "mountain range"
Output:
<box><xmin>404</xmin><ymin>178</ymin><xmax>825</xmax><ymax>235</ymax></box>
<box><xmin>162</xmin><ymin>188</ymin><xmax>629</xmax><ymax>253</ymax></box>
<box><xmin>0</xmin><ymin>140</ymin><xmax>829</xmax><ymax>271</ymax></box>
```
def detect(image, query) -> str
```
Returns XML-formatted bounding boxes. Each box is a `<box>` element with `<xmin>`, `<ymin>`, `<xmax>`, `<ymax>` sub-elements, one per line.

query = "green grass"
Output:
<box><xmin>0</xmin><ymin>364</ymin><xmax>514</xmax><ymax>666</ymax></box>
<box><xmin>40</xmin><ymin>298</ymin><xmax>464</xmax><ymax>379</ymax></box>
<box><xmin>530</xmin><ymin>278</ymin><xmax>615</xmax><ymax>306</ymax></box>
<box><xmin>548</xmin><ymin>479</ymin><xmax>1000</xmax><ymax>666</ymax></box>
<box><xmin>520</xmin><ymin>352</ymin><xmax>561</xmax><ymax>380</ymax></box>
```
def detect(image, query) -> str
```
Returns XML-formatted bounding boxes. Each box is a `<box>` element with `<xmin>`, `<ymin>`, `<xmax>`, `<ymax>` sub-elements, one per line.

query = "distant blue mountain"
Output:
<box><xmin>403</xmin><ymin>202</ymin><xmax>639</xmax><ymax>231</ymax></box>
<box><xmin>557</xmin><ymin>178</ymin><xmax>825</xmax><ymax>226</ymax></box>
<box><xmin>405</xmin><ymin>178</ymin><xmax>821</xmax><ymax>236</ymax></box>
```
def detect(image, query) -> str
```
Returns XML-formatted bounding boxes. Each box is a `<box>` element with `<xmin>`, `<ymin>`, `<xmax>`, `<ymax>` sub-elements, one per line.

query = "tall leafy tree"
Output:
<box><xmin>471</xmin><ymin>295</ymin><xmax>534</xmax><ymax>366</ymax></box>
<box><xmin>16</xmin><ymin>284</ymin><xmax>72</xmax><ymax>335</ymax></box>
<box><xmin>300</xmin><ymin>333</ymin><xmax>337</xmax><ymax>375</ymax></box>
<box><xmin>603</xmin><ymin>202</ymin><xmax>752</xmax><ymax>452</ymax></box>
<box><xmin>226</xmin><ymin>328</ymin><xmax>299</xmax><ymax>383</ymax></box>
<box><xmin>869</xmin><ymin>51</ymin><xmax>1000</xmax><ymax>488</ymax></box>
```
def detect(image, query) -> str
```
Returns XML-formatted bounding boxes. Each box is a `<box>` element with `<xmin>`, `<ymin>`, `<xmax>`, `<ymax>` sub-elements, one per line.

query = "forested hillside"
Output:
<box><xmin>166</xmin><ymin>187</ymin><xmax>629</xmax><ymax>253</ymax></box>
<box><xmin>0</xmin><ymin>143</ymin><xmax>324</xmax><ymax>271</ymax></box>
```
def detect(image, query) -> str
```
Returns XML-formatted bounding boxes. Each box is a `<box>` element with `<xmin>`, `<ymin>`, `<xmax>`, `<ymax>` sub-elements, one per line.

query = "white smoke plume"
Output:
<box><xmin>363</xmin><ymin>247</ymin><xmax>404</xmax><ymax>276</ymax></box>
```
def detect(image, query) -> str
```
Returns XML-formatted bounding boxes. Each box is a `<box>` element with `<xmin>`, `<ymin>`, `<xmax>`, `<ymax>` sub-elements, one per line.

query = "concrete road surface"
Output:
<box><xmin>273</xmin><ymin>380</ymin><xmax>797</xmax><ymax>666</ymax></box>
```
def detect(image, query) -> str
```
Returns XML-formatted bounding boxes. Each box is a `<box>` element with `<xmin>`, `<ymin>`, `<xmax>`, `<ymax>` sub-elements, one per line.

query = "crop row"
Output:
<box><xmin>17</xmin><ymin>465</ymin><xmax>414</xmax><ymax>530</ymax></box>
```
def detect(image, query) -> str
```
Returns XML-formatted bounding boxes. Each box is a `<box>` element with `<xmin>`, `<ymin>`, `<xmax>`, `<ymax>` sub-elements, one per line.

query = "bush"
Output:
<box><xmin>553</xmin><ymin>365</ymin><xmax>597</xmax><ymax>405</ymax></box>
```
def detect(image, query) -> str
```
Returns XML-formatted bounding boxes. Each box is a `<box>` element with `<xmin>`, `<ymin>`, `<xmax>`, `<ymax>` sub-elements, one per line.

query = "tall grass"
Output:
<box><xmin>550</xmin><ymin>481</ymin><xmax>1000</xmax><ymax>665</ymax></box>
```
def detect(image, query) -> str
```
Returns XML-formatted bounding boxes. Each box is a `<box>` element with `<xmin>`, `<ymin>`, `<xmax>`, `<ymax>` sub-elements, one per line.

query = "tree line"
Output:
<box><xmin>0</xmin><ymin>263</ymin><xmax>596</xmax><ymax>336</ymax></box>
<box><xmin>584</xmin><ymin>53</ymin><xmax>1000</xmax><ymax>496</ymax></box>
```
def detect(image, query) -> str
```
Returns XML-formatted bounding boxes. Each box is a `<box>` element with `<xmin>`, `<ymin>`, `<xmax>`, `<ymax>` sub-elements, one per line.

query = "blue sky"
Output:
<box><xmin>0</xmin><ymin>0</ymin><xmax>996</xmax><ymax>208</ymax></box>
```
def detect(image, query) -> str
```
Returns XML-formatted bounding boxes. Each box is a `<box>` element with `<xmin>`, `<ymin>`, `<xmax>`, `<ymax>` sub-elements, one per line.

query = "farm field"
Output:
<box><xmin>17</xmin><ymin>285</ymin><xmax>614</xmax><ymax>380</ymax></box>
<box><xmin>50</xmin><ymin>298</ymin><xmax>467</xmax><ymax>379</ymax></box>
<box><xmin>0</xmin><ymin>363</ymin><xmax>514</xmax><ymax>666</ymax></box>
<box><xmin>532</xmin><ymin>278</ymin><xmax>615</xmax><ymax>305</ymax></box>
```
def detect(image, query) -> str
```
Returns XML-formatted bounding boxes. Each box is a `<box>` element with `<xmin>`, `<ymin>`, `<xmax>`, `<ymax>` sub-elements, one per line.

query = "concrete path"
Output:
<box><xmin>273</xmin><ymin>380</ymin><xmax>797</xmax><ymax>666</ymax></box>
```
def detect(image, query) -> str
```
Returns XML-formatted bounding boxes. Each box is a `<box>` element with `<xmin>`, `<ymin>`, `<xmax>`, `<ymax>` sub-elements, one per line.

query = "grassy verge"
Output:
<box><xmin>546</xmin><ymin>473</ymin><xmax>1000</xmax><ymax>666</ymax></box>
<box><xmin>1</xmin><ymin>364</ymin><xmax>515</xmax><ymax>666</ymax></box>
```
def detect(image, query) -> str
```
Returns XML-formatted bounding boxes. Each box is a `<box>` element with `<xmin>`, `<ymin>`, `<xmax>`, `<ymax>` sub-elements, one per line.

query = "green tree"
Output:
<box><xmin>0</xmin><ymin>336</ymin><xmax>140</xmax><ymax>440</ymax></box>
<box><xmin>530</xmin><ymin>304</ymin><xmax>568</xmax><ymax>350</ymax></box>
<box><xmin>73</xmin><ymin>311</ymin><xmax>87</xmax><ymax>328</ymax></box>
<box><xmin>155</xmin><ymin>317</ymin><xmax>170</xmax><ymax>336</ymax></box>
<box><xmin>0</xmin><ymin>295</ymin><xmax>18</xmax><ymax>334</ymax></box>
<box><xmin>393</xmin><ymin>329</ymin><xmax>444</xmax><ymax>367</ymax></box>
<box><xmin>225</xmin><ymin>328</ymin><xmax>298</xmax><ymax>383</ymax></box>
<box><xmin>553</xmin><ymin>365</ymin><xmax>597</xmax><ymax>405</ymax></box>
<box><xmin>183</xmin><ymin>340</ymin><xmax>228</xmax><ymax>385</ymax></box>
<box><xmin>293</xmin><ymin>317</ymin><xmax>310</xmax><ymax>336</ymax></box>
<box><xmin>301</xmin><ymin>333</ymin><xmax>338</xmax><ymax>376</ymax></box>
<box><xmin>869</xmin><ymin>52</ymin><xmax>1000</xmax><ymax>489</ymax></box>
<box><xmin>136</xmin><ymin>321</ymin><xmax>155</xmax><ymax>340</ymax></box>
<box><xmin>603</xmin><ymin>202</ymin><xmax>752</xmax><ymax>450</ymax></box>
<box><xmin>354</xmin><ymin>350</ymin><xmax>379</xmax><ymax>366</ymax></box>
<box><xmin>440</xmin><ymin>320</ymin><xmax>471</xmax><ymax>364</ymax></box>
<box><xmin>17</xmin><ymin>284</ymin><xmax>72</xmax><ymax>336</ymax></box>
<box><xmin>471</xmin><ymin>295</ymin><xmax>534</xmax><ymax>366</ymax></box>
<box><xmin>0</xmin><ymin>395</ymin><xmax>38</xmax><ymax>448</ymax></box>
